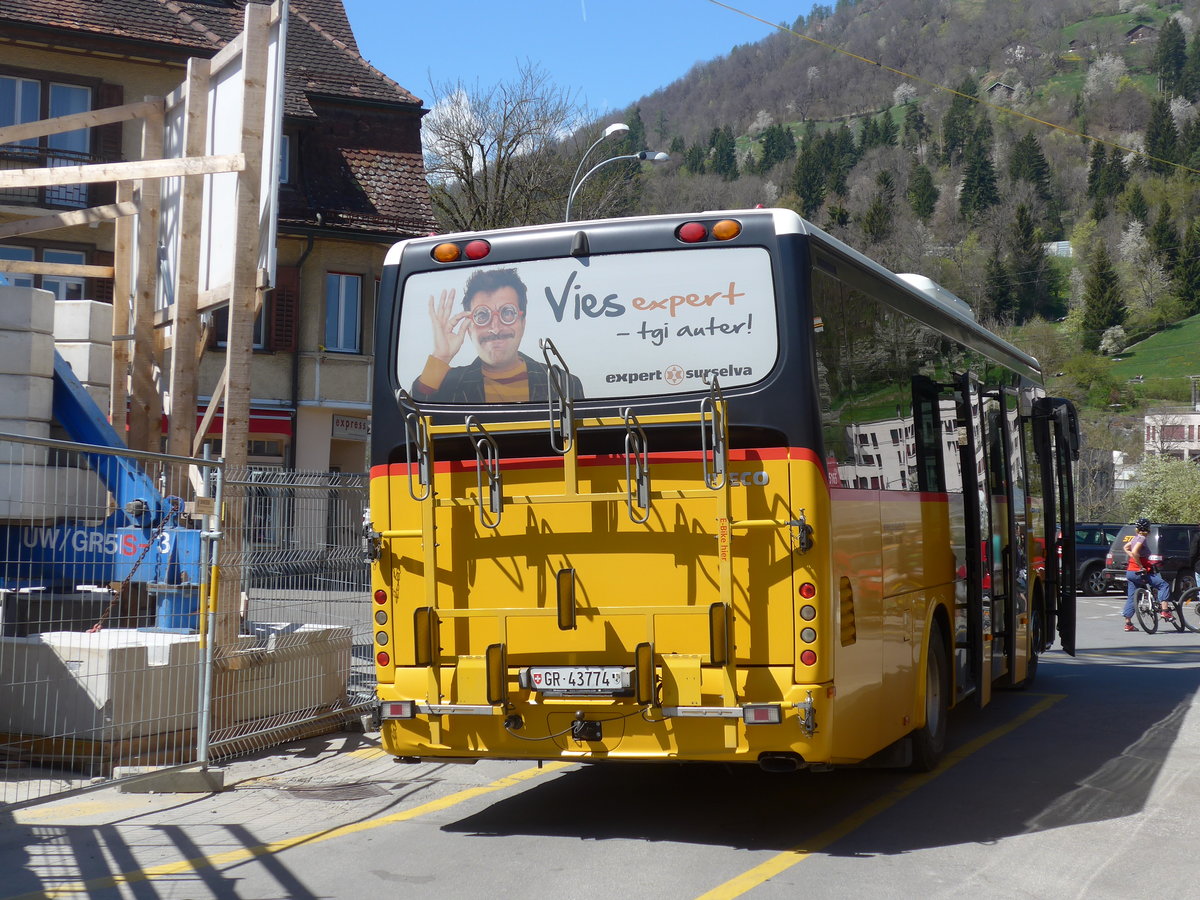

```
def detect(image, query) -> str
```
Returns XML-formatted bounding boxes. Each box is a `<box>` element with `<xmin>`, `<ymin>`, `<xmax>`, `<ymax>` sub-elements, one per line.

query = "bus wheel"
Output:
<box><xmin>911</xmin><ymin>625</ymin><xmax>948</xmax><ymax>772</ymax></box>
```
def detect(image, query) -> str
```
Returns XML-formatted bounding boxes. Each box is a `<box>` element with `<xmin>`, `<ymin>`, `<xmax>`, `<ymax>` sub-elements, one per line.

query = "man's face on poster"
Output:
<box><xmin>467</xmin><ymin>286</ymin><xmax>526</xmax><ymax>370</ymax></box>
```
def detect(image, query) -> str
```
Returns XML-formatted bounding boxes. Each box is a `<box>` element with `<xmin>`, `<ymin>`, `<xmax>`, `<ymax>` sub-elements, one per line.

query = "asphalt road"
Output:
<box><xmin>3</xmin><ymin>593</ymin><xmax>1199</xmax><ymax>900</ymax></box>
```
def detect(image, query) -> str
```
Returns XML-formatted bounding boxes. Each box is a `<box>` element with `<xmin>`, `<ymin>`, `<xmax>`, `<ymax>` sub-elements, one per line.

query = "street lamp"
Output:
<box><xmin>567</xmin><ymin>122</ymin><xmax>628</xmax><ymax>214</ymax></box>
<box><xmin>565</xmin><ymin>150</ymin><xmax>670</xmax><ymax>222</ymax></box>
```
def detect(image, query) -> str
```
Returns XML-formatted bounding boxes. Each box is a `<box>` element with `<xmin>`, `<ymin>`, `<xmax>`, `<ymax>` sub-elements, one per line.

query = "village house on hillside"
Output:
<box><xmin>0</xmin><ymin>0</ymin><xmax>434</xmax><ymax>472</ymax></box>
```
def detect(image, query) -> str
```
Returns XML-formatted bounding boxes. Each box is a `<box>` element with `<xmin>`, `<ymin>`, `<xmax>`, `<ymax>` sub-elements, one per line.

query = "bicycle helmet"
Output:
<box><xmin>1135</xmin><ymin>517</ymin><xmax>1152</xmax><ymax>531</ymax></box>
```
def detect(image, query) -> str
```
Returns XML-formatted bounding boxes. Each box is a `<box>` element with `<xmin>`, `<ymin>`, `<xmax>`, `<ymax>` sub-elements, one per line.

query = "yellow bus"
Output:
<box><xmin>368</xmin><ymin>208</ymin><xmax>1079</xmax><ymax>772</ymax></box>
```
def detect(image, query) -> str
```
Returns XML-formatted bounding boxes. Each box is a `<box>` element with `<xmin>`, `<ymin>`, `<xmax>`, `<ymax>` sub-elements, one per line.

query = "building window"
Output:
<box><xmin>0</xmin><ymin>74</ymin><xmax>92</xmax><ymax>208</ymax></box>
<box><xmin>279</xmin><ymin>133</ymin><xmax>291</xmax><ymax>184</ymax></box>
<box><xmin>214</xmin><ymin>304</ymin><xmax>267</xmax><ymax>350</ymax></box>
<box><xmin>0</xmin><ymin>243</ymin><xmax>87</xmax><ymax>297</ymax></box>
<box><xmin>324</xmin><ymin>273</ymin><xmax>361</xmax><ymax>353</ymax></box>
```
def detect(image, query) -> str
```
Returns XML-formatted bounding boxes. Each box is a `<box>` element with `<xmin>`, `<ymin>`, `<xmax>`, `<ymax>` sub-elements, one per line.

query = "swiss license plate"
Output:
<box><xmin>525</xmin><ymin>666</ymin><xmax>631</xmax><ymax>695</ymax></box>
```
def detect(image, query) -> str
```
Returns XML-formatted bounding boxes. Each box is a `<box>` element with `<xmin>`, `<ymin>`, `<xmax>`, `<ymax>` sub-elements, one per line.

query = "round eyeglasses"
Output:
<box><xmin>471</xmin><ymin>303</ymin><xmax>522</xmax><ymax>327</ymax></box>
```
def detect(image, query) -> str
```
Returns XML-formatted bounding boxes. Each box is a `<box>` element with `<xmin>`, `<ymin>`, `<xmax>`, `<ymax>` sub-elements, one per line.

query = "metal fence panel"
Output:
<box><xmin>206</xmin><ymin>468</ymin><xmax>373</xmax><ymax>761</ymax></box>
<box><xmin>0</xmin><ymin>433</ymin><xmax>217</xmax><ymax>805</ymax></box>
<box><xmin>1</xmin><ymin>433</ymin><xmax>374</xmax><ymax>807</ymax></box>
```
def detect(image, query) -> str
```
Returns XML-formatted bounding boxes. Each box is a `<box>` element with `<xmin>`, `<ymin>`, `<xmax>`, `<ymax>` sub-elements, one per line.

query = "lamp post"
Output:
<box><xmin>565</xmin><ymin>150</ymin><xmax>670</xmax><ymax>222</ymax></box>
<box><xmin>567</xmin><ymin>122</ymin><xmax>628</xmax><ymax>216</ymax></box>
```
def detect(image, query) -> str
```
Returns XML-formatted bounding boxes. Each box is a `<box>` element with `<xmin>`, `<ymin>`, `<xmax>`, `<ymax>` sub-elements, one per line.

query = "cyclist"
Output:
<box><xmin>1123</xmin><ymin>517</ymin><xmax>1173</xmax><ymax>632</ymax></box>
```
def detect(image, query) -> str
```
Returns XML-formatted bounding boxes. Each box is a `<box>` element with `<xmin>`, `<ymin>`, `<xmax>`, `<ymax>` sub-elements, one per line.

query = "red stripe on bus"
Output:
<box><xmin>371</xmin><ymin>446</ymin><xmax>824</xmax><ymax>478</ymax></box>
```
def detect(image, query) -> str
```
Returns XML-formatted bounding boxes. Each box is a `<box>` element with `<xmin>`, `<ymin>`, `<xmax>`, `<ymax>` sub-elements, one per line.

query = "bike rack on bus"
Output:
<box><xmin>622</xmin><ymin>407</ymin><xmax>651</xmax><ymax>524</ymax></box>
<box><xmin>466</xmin><ymin>415</ymin><xmax>503</xmax><ymax>528</ymax></box>
<box><xmin>540</xmin><ymin>338</ymin><xmax>575</xmax><ymax>455</ymax></box>
<box><xmin>700</xmin><ymin>376</ymin><xmax>728</xmax><ymax>490</ymax></box>
<box><xmin>395</xmin><ymin>387</ymin><xmax>431</xmax><ymax>501</ymax></box>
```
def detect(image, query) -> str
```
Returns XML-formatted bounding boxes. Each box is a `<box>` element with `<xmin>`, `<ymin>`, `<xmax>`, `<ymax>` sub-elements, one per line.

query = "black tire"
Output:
<box><xmin>1081</xmin><ymin>564</ymin><xmax>1107</xmax><ymax>596</ymax></box>
<box><xmin>1134</xmin><ymin>587</ymin><xmax>1159</xmax><ymax>634</ymax></box>
<box><xmin>911</xmin><ymin>624</ymin><xmax>949</xmax><ymax>772</ymax></box>
<box><xmin>1178</xmin><ymin>587</ymin><xmax>1200</xmax><ymax>634</ymax></box>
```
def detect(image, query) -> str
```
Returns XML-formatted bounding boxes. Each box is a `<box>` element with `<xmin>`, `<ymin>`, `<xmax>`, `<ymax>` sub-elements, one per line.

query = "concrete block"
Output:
<box><xmin>0</xmin><ymin>629</ymin><xmax>202</xmax><ymax>740</ymax></box>
<box><xmin>55</xmin><ymin>341</ymin><xmax>112</xmax><ymax>387</ymax></box>
<box><xmin>0</xmin><ymin>286</ymin><xmax>53</xmax><ymax>333</ymax></box>
<box><xmin>0</xmin><ymin>373</ymin><xmax>51</xmax><ymax>422</ymax></box>
<box><xmin>54</xmin><ymin>299</ymin><xmax>113</xmax><ymax>343</ymax></box>
<box><xmin>0</xmin><ymin>463</ymin><xmax>108</xmax><ymax>520</ymax></box>
<box><xmin>0</xmin><ymin>421</ymin><xmax>50</xmax><ymax>464</ymax></box>
<box><xmin>113</xmin><ymin>766</ymin><xmax>225</xmax><ymax>794</ymax></box>
<box><xmin>0</xmin><ymin>330</ymin><xmax>54</xmax><ymax>377</ymax></box>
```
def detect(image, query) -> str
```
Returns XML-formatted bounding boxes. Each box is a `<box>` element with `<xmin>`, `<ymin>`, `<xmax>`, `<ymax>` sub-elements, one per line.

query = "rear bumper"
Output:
<box><xmin>377</xmin><ymin>671</ymin><xmax>834</xmax><ymax>766</ymax></box>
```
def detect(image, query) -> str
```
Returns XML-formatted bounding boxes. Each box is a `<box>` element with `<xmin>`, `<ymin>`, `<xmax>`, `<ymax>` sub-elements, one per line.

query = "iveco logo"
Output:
<box><xmin>729</xmin><ymin>471</ymin><xmax>769</xmax><ymax>486</ymax></box>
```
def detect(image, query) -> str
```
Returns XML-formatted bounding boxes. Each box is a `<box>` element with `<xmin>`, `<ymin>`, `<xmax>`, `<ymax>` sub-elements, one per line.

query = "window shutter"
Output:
<box><xmin>93</xmin><ymin>83</ymin><xmax>125</xmax><ymax>206</ymax></box>
<box><xmin>270</xmin><ymin>265</ymin><xmax>299</xmax><ymax>351</ymax></box>
<box><xmin>91</xmin><ymin>250</ymin><xmax>115</xmax><ymax>304</ymax></box>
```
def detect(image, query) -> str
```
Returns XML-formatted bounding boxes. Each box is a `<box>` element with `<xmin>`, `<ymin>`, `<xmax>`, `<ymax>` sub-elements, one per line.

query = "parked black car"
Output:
<box><xmin>1103</xmin><ymin>523</ymin><xmax>1200</xmax><ymax>596</ymax></box>
<box><xmin>1072</xmin><ymin>522</ymin><xmax>1126</xmax><ymax>595</ymax></box>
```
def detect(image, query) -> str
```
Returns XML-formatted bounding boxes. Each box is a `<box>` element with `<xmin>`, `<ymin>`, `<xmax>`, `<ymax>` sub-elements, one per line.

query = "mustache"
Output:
<box><xmin>478</xmin><ymin>331</ymin><xmax>516</xmax><ymax>343</ymax></box>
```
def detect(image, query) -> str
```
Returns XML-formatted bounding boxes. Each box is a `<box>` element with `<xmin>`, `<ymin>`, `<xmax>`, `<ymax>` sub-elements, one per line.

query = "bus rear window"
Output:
<box><xmin>396</xmin><ymin>247</ymin><xmax>778</xmax><ymax>404</ymax></box>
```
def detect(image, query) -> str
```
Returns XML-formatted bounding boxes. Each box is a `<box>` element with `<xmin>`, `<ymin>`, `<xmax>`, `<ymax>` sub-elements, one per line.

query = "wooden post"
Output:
<box><xmin>166</xmin><ymin>58</ymin><xmax>211</xmax><ymax>459</ymax></box>
<box><xmin>111</xmin><ymin>181</ymin><xmax>135</xmax><ymax>438</ymax></box>
<box><xmin>128</xmin><ymin>102</ymin><xmax>164</xmax><ymax>453</ymax></box>
<box><xmin>214</xmin><ymin>1</ymin><xmax>271</xmax><ymax>653</ymax></box>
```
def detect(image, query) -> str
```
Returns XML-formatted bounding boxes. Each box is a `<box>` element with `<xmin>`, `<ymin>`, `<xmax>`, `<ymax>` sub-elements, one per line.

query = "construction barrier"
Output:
<box><xmin>0</xmin><ymin>432</ymin><xmax>372</xmax><ymax>807</ymax></box>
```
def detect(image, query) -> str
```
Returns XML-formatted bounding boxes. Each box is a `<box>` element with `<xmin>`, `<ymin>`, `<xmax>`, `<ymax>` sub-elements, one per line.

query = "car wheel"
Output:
<box><xmin>1081</xmin><ymin>563</ymin><xmax>1107</xmax><ymax>596</ymax></box>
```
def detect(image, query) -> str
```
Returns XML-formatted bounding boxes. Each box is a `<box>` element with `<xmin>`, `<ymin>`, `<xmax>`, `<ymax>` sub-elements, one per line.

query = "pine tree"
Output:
<box><xmin>1149</xmin><ymin>201</ymin><xmax>1179</xmax><ymax>270</ymax></box>
<box><xmin>1100</xmin><ymin>150</ymin><xmax>1129</xmax><ymax>198</ymax></box>
<box><xmin>1156</xmin><ymin>17</ymin><xmax>1188</xmax><ymax>95</ymax></box>
<box><xmin>983</xmin><ymin>248</ymin><xmax>1015</xmax><ymax>322</ymax></box>
<box><xmin>1082</xmin><ymin>243</ymin><xmax>1125</xmax><ymax>352</ymax></box>
<box><xmin>792</xmin><ymin>144</ymin><xmax>826</xmax><ymax>216</ymax></box>
<box><xmin>709</xmin><ymin>125</ymin><xmax>739</xmax><ymax>181</ymax></box>
<box><xmin>1008</xmin><ymin>132</ymin><xmax>1053</xmax><ymax>205</ymax></box>
<box><xmin>827</xmin><ymin>125</ymin><xmax>857</xmax><ymax>196</ymax></box>
<box><xmin>1184</xmin><ymin>33</ymin><xmax>1200</xmax><ymax>101</ymax></box>
<box><xmin>907</xmin><ymin>159</ymin><xmax>938</xmax><ymax>221</ymax></box>
<box><xmin>1175</xmin><ymin>220</ymin><xmax>1200</xmax><ymax>314</ymax></box>
<box><xmin>1122</xmin><ymin>183</ymin><xmax>1149</xmax><ymax>224</ymax></box>
<box><xmin>756</xmin><ymin>123</ymin><xmax>796</xmax><ymax>173</ymax></box>
<box><xmin>858</xmin><ymin>115</ymin><xmax>880</xmax><ymax>154</ymax></box>
<box><xmin>858</xmin><ymin>170</ymin><xmax>896</xmax><ymax>243</ymax></box>
<box><xmin>683</xmin><ymin>142</ymin><xmax>707</xmax><ymax>175</ymax></box>
<box><xmin>880</xmin><ymin>107</ymin><xmax>899</xmax><ymax>147</ymax></box>
<box><xmin>1086</xmin><ymin>142</ymin><xmax>1106</xmax><ymax>199</ymax></box>
<box><xmin>941</xmin><ymin>75</ymin><xmax>978</xmax><ymax>164</ymax></box>
<box><xmin>1008</xmin><ymin>203</ymin><xmax>1060</xmax><ymax>321</ymax></box>
<box><xmin>1145</xmin><ymin>95</ymin><xmax>1180</xmax><ymax>175</ymax></box>
<box><xmin>902</xmin><ymin>103</ymin><xmax>929</xmax><ymax>154</ymax></box>
<box><xmin>959</xmin><ymin>128</ymin><xmax>999</xmax><ymax>218</ymax></box>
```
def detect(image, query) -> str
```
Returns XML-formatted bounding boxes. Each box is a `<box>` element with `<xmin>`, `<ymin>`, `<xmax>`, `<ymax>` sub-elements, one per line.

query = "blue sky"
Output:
<box><xmin>342</xmin><ymin>1</ymin><xmax>815</xmax><ymax>114</ymax></box>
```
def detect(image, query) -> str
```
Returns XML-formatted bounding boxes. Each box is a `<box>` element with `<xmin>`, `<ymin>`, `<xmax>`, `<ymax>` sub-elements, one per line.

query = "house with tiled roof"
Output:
<box><xmin>0</xmin><ymin>0</ymin><xmax>435</xmax><ymax>472</ymax></box>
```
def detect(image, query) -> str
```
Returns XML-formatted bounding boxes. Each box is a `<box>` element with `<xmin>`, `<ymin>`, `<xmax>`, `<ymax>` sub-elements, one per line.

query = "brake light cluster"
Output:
<box><xmin>676</xmin><ymin>219</ymin><xmax>742</xmax><ymax>243</ymax></box>
<box><xmin>431</xmin><ymin>239</ymin><xmax>491</xmax><ymax>263</ymax></box>
<box><xmin>374</xmin><ymin>588</ymin><xmax>390</xmax><ymax>667</ymax></box>
<box><xmin>799</xmin><ymin>583</ymin><xmax>818</xmax><ymax>667</ymax></box>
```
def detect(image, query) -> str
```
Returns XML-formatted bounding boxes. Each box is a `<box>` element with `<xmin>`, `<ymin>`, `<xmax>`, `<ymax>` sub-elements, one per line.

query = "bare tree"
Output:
<box><xmin>422</xmin><ymin>62</ymin><xmax>586</xmax><ymax>231</ymax></box>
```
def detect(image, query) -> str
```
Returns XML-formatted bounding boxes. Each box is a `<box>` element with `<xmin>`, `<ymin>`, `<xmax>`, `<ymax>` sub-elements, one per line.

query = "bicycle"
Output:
<box><xmin>1173</xmin><ymin>585</ymin><xmax>1200</xmax><ymax>633</ymax></box>
<box><xmin>1133</xmin><ymin>585</ymin><xmax>1184</xmax><ymax>633</ymax></box>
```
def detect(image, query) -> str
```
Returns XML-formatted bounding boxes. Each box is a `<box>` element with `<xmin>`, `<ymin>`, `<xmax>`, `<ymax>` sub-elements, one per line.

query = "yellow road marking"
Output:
<box><xmin>345</xmin><ymin>746</ymin><xmax>388</xmax><ymax>759</ymax></box>
<box><xmin>13</xmin><ymin>796</ymin><xmax>149</xmax><ymax>823</ymax></box>
<box><xmin>696</xmin><ymin>694</ymin><xmax>1064</xmax><ymax>900</ymax></box>
<box><xmin>6</xmin><ymin>762</ymin><xmax>569</xmax><ymax>900</ymax></box>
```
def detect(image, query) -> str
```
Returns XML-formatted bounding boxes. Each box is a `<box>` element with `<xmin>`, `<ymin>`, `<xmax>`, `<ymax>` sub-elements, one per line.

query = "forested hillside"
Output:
<box><xmin>579</xmin><ymin>0</ymin><xmax>1200</xmax><ymax>445</ymax></box>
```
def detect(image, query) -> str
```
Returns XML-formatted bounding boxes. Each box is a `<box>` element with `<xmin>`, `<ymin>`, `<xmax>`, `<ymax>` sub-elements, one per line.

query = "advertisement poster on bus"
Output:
<box><xmin>395</xmin><ymin>246</ymin><xmax>779</xmax><ymax>403</ymax></box>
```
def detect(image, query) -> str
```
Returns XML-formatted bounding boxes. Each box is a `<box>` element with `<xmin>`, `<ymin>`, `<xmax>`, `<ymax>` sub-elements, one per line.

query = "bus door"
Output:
<box><xmin>954</xmin><ymin>373</ymin><xmax>994</xmax><ymax>709</ymax></box>
<box><xmin>1033</xmin><ymin>397</ymin><xmax>1079</xmax><ymax>656</ymax></box>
